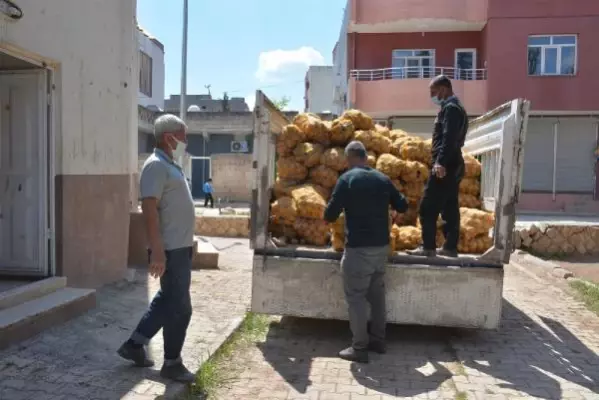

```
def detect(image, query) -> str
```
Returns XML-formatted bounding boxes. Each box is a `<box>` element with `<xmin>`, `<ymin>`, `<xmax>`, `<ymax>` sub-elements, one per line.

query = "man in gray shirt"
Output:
<box><xmin>118</xmin><ymin>114</ymin><xmax>196</xmax><ymax>382</ymax></box>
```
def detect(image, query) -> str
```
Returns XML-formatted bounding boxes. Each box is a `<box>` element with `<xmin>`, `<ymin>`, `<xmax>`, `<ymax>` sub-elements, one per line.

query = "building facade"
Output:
<box><xmin>0</xmin><ymin>0</ymin><xmax>138</xmax><ymax>288</ymax></box>
<box><xmin>304</xmin><ymin>65</ymin><xmax>335</xmax><ymax>114</ymax></box>
<box><xmin>137</xmin><ymin>26</ymin><xmax>164</xmax><ymax>111</ymax></box>
<box><xmin>333</xmin><ymin>0</ymin><xmax>599</xmax><ymax>213</ymax></box>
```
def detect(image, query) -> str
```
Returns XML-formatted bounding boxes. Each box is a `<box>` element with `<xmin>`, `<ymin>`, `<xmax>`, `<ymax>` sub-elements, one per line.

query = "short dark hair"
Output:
<box><xmin>207</xmin><ymin>178</ymin><xmax>212</xmax><ymax>182</ymax></box>
<box><xmin>345</xmin><ymin>140</ymin><xmax>367</xmax><ymax>159</ymax></box>
<box><xmin>430</xmin><ymin>75</ymin><xmax>452</xmax><ymax>90</ymax></box>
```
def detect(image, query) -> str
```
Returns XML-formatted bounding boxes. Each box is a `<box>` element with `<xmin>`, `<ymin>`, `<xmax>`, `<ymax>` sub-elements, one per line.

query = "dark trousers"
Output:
<box><xmin>130</xmin><ymin>247</ymin><xmax>193</xmax><ymax>361</ymax></box>
<box><xmin>419</xmin><ymin>161</ymin><xmax>464</xmax><ymax>251</ymax></box>
<box><xmin>204</xmin><ymin>193</ymin><xmax>214</xmax><ymax>208</ymax></box>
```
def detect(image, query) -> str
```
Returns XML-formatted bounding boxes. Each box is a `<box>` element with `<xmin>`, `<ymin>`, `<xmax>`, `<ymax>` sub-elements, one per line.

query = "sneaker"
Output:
<box><xmin>338</xmin><ymin>347</ymin><xmax>369</xmax><ymax>363</ymax></box>
<box><xmin>117</xmin><ymin>342</ymin><xmax>155</xmax><ymax>367</ymax></box>
<box><xmin>406</xmin><ymin>247</ymin><xmax>436</xmax><ymax>257</ymax></box>
<box><xmin>437</xmin><ymin>248</ymin><xmax>458</xmax><ymax>258</ymax></box>
<box><xmin>368</xmin><ymin>341</ymin><xmax>387</xmax><ymax>354</ymax></box>
<box><xmin>160</xmin><ymin>362</ymin><xmax>196</xmax><ymax>383</ymax></box>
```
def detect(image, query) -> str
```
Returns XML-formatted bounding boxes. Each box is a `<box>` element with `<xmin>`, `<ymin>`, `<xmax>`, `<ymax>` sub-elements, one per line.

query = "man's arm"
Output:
<box><xmin>388</xmin><ymin>179</ymin><xmax>408</xmax><ymax>213</ymax></box>
<box><xmin>436</xmin><ymin>104</ymin><xmax>464</xmax><ymax>167</ymax></box>
<box><xmin>139</xmin><ymin>162</ymin><xmax>168</xmax><ymax>274</ymax></box>
<box><xmin>324</xmin><ymin>178</ymin><xmax>347</xmax><ymax>222</ymax></box>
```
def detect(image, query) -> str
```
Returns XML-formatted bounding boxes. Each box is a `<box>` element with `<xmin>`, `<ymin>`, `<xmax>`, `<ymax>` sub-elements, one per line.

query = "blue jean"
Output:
<box><xmin>130</xmin><ymin>247</ymin><xmax>193</xmax><ymax>361</ymax></box>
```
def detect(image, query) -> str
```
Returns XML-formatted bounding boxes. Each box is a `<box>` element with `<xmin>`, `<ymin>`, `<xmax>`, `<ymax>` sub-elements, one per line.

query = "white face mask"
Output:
<box><xmin>171</xmin><ymin>138</ymin><xmax>187</xmax><ymax>160</ymax></box>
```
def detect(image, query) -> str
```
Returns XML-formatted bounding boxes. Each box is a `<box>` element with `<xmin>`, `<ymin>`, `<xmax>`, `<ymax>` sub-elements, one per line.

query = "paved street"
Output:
<box><xmin>0</xmin><ymin>238</ymin><xmax>252</xmax><ymax>400</ymax></box>
<box><xmin>216</xmin><ymin>263</ymin><xmax>599</xmax><ymax>400</ymax></box>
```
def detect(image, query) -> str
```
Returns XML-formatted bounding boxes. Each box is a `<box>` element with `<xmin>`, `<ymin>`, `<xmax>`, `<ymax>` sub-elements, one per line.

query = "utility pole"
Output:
<box><xmin>179</xmin><ymin>0</ymin><xmax>188</xmax><ymax>122</ymax></box>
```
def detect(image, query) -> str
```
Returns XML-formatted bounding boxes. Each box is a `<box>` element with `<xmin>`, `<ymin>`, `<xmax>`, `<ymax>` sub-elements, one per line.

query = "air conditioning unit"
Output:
<box><xmin>230</xmin><ymin>140</ymin><xmax>249</xmax><ymax>153</ymax></box>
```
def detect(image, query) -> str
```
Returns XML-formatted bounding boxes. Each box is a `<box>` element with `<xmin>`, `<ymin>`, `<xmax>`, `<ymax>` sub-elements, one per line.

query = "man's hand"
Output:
<box><xmin>391</xmin><ymin>210</ymin><xmax>401</xmax><ymax>225</ymax></box>
<box><xmin>433</xmin><ymin>163</ymin><xmax>446</xmax><ymax>179</ymax></box>
<box><xmin>149</xmin><ymin>251</ymin><xmax>166</xmax><ymax>278</ymax></box>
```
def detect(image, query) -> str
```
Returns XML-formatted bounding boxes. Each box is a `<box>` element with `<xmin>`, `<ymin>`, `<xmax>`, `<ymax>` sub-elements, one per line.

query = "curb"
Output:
<box><xmin>510</xmin><ymin>250</ymin><xmax>575</xmax><ymax>281</ymax></box>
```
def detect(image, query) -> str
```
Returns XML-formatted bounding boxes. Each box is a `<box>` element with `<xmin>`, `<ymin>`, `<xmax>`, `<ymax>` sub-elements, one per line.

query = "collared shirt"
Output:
<box><xmin>203</xmin><ymin>182</ymin><xmax>213</xmax><ymax>194</ymax></box>
<box><xmin>432</xmin><ymin>96</ymin><xmax>468</xmax><ymax>169</ymax></box>
<box><xmin>139</xmin><ymin>148</ymin><xmax>195</xmax><ymax>250</ymax></box>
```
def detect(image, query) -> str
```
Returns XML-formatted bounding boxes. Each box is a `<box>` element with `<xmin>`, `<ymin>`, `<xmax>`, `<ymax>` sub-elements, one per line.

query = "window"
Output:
<box><xmin>391</xmin><ymin>49</ymin><xmax>435</xmax><ymax>79</ymax></box>
<box><xmin>139</xmin><ymin>51</ymin><xmax>153</xmax><ymax>96</ymax></box>
<box><xmin>527</xmin><ymin>35</ymin><xmax>576</xmax><ymax>76</ymax></box>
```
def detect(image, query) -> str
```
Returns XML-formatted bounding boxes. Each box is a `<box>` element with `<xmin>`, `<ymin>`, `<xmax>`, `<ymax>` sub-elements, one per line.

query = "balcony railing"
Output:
<box><xmin>350</xmin><ymin>67</ymin><xmax>487</xmax><ymax>82</ymax></box>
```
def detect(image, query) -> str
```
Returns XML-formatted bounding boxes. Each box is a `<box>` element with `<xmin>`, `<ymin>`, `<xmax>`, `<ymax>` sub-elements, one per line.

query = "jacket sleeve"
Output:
<box><xmin>436</xmin><ymin>104</ymin><xmax>464</xmax><ymax>167</ymax></box>
<box><xmin>388</xmin><ymin>179</ymin><xmax>408</xmax><ymax>213</ymax></box>
<box><xmin>324</xmin><ymin>179</ymin><xmax>347</xmax><ymax>222</ymax></box>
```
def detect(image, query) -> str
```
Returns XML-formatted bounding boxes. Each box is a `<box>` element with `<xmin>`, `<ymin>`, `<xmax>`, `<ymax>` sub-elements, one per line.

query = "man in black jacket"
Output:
<box><xmin>408</xmin><ymin>75</ymin><xmax>468</xmax><ymax>258</ymax></box>
<box><xmin>324</xmin><ymin>141</ymin><xmax>408</xmax><ymax>363</ymax></box>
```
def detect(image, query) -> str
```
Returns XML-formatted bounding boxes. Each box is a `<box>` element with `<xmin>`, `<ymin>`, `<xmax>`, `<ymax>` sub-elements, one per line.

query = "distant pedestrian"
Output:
<box><xmin>324</xmin><ymin>141</ymin><xmax>408</xmax><ymax>363</ymax></box>
<box><xmin>117</xmin><ymin>114</ymin><xmax>196</xmax><ymax>383</ymax></box>
<box><xmin>203</xmin><ymin>178</ymin><xmax>214</xmax><ymax>208</ymax></box>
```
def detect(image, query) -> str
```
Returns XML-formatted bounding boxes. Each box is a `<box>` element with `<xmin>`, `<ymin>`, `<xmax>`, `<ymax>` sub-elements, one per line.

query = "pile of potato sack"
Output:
<box><xmin>269</xmin><ymin>109</ymin><xmax>495</xmax><ymax>255</ymax></box>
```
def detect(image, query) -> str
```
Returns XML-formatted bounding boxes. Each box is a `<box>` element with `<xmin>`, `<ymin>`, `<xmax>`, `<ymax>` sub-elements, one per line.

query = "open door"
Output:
<box><xmin>0</xmin><ymin>70</ymin><xmax>50</xmax><ymax>277</ymax></box>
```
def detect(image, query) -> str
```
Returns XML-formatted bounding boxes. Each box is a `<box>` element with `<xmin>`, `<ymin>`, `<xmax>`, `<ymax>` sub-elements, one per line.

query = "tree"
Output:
<box><xmin>272</xmin><ymin>96</ymin><xmax>290</xmax><ymax>111</ymax></box>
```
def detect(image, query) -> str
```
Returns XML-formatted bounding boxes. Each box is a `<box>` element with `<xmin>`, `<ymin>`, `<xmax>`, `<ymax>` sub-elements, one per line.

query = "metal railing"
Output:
<box><xmin>350</xmin><ymin>67</ymin><xmax>487</xmax><ymax>81</ymax></box>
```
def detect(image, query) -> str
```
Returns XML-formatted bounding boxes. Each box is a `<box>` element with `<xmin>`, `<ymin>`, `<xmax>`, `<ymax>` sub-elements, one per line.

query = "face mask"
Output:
<box><xmin>431</xmin><ymin>96</ymin><xmax>443</xmax><ymax>106</ymax></box>
<box><xmin>171</xmin><ymin>138</ymin><xmax>187</xmax><ymax>160</ymax></box>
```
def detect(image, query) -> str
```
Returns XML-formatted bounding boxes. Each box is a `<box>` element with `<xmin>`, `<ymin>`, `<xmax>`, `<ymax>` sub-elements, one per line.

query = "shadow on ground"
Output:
<box><xmin>256</xmin><ymin>300</ymin><xmax>599</xmax><ymax>399</ymax></box>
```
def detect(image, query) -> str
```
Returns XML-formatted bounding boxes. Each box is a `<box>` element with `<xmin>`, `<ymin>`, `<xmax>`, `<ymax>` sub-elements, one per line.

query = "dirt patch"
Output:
<box><xmin>548</xmin><ymin>254</ymin><xmax>599</xmax><ymax>284</ymax></box>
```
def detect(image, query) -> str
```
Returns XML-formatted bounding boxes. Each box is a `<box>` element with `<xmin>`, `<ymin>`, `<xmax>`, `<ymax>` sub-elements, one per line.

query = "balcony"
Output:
<box><xmin>349</xmin><ymin>67</ymin><xmax>487</xmax><ymax>117</ymax></box>
<box><xmin>349</xmin><ymin>0</ymin><xmax>488</xmax><ymax>33</ymax></box>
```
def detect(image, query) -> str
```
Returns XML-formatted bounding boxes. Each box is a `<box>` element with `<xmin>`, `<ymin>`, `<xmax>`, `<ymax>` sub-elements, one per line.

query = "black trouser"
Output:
<box><xmin>419</xmin><ymin>161</ymin><xmax>464</xmax><ymax>251</ymax></box>
<box><xmin>204</xmin><ymin>193</ymin><xmax>214</xmax><ymax>208</ymax></box>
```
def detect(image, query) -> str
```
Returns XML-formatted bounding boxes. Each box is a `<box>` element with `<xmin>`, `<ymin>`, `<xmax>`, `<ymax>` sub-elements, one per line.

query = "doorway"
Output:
<box><xmin>455</xmin><ymin>49</ymin><xmax>477</xmax><ymax>80</ymax></box>
<box><xmin>0</xmin><ymin>56</ymin><xmax>53</xmax><ymax>278</ymax></box>
<box><xmin>191</xmin><ymin>156</ymin><xmax>211</xmax><ymax>199</ymax></box>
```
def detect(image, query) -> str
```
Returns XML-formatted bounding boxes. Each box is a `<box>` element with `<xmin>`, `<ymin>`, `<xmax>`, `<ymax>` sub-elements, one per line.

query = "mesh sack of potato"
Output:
<box><xmin>321</xmin><ymin>147</ymin><xmax>349</xmax><ymax>172</ymax></box>
<box><xmin>273</xmin><ymin>178</ymin><xmax>299</xmax><ymax>199</ymax></box>
<box><xmin>376</xmin><ymin>153</ymin><xmax>405</xmax><ymax>178</ymax></box>
<box><xmin>294</xmin><ymin>218</ymin><xmax>330</xmax><ymax>246</ymax></box>
<box><xmin>375</xmin><ymin>124</ymin><xmax>391</xmax><ymax>138</ymax></box>
<box><xmin>460</xmin><ymin>177</ymin><xmax>481</xmax><ymax>196</ymax></box>
<box><xmin>401</xmin><ymin>160</ymin><xmax>429</xmax><ymax>183</ymax></box>
<box><xmin>341</xmin><ymin>109</ymin><xmax>375</xmax><ymax>131</ymax></box>
<box><xmin>459</xmin><ymin>193</ymin><xmax>482</xmax><ymax>209</ymax></box>
<box><xmin>270</xmin><ymin>196</ymin><xmax>297</xmax><ymax>226</ymax></box>
<box><xmin>353</xmin><ymin>130</ymin><xmax>392</xmax><ymax>154</ymax></box>
<box><xmin>309</xmin><ymin>165</ymin><xmax>339</xmax><ymax>189</ymax></box>
<box><xmin>458</xmin><ymin>233</ymin><xmax>492</xmax><ymax>254</ymax></box>
<box><xmin>290</xmin><ymin>184</ymin><xmax>328</xmax><ymax>219</ymax></box>
<box><xmin>463</xmin><ymin>154</ymin><xmax>482</xmax><ymax>178</ymax></box>
<box><xmin>389</xmin><ymin>129</ymin><xmax>409</xmax><ymax>141</ymax></box>
<box><xmin>367</xmin><ymin>151</ymin><xmax>377</xmax><ymax>168</ymax></box>
<box><xmin>276</xmin><ymin>157</ymin><xmax>308</xmax><ymax>181</ymax></box>
<box><xmin>391</xmin><ymin>179</ymin><xmax>403</xmax><ymax>192</ymax></box>
<box><xmin>402</xmin><ymin>181</ymin><xmax>425</xmax><ymax>203</ymax></box>
<box><xmin>277</xmin><ymin>124</ymin><xmax>305</xmax><ymax>156</ymax></box>
<box><xmin>396</xmin><ymin>207</ymin><xmax>418</xmax><ymax>227</ymax></box>
<box><xmin>293</xmin><ymin>142</ymin><xmax>324</xmax><ymax>168</ymax></box>
<box><xmin>331</xmin><ymin>232</ymin><xmax>345</xmax><ymax>252</ymax></box>
<box><xmin>331</xmin><ymin>213</ymin><xmax>345</xmax><ymax>235</ymax></box>
<box><xmin>395</xmin><ymin>226</ymin><xmax>423</xmax><ymax>251</ymax></box>
<box><xmin>293</xmin><ymin>113</ymin><xmax>330</xmax><ymax>145</ymax></box>
<box><xmin>389</xmin><ymin>136</ymin><xmax>414</xmax><ymax>158</ymax></box>
<box><xmin>460</xmin><ymin>207</ymin><xmax>495</xmax><ymax>238</ymax></box>
<box><xmin>330</xmin><ymin>118</ymin><xmax>355</xmax><ymax>145</ymax></box>
<box><xmin>269</xmin><ymin>219</ymin><xmax>298</xmax><ymax>240</ymax></box>
<box><xmin>422</xmin><ymin>139</ymin><xmax>433</xmax><ymax>166</ymax></box>
<box><xmin>400</xmin><ymin>138</ymin><xmax>428</xmax><ymax>162</ymax></box>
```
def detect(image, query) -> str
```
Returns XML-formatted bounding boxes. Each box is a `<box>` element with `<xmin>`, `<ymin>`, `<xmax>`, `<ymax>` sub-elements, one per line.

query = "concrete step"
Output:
<box><xmin>0</xmin><ymin>287</ymin><xmax>96</xmax><ymax>350</ymax></box>
<box><xmin>192</xmin><ymin>236</ymin><xmax>220</xmax><ymax>269</ymax></box>
<box><xmin>0</xmin><ymin>277</ymin><xmax>67</xmax><ymax>311</ymax></box>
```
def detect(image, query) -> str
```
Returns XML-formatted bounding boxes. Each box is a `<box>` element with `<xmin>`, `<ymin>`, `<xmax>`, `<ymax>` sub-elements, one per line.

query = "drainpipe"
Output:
<box><xmin>595</xmin><ymin>120</ymin><xmax>599</xmax><ymax>200</ymax></box>
<box><xmin>552</xmin><ymin>121</ymin><xmax>558</xmax><ymax>201</ymax></box>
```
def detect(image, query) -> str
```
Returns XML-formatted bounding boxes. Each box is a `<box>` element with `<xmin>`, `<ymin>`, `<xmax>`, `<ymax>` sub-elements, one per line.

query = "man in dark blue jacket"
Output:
<box><xmin>324</xmin><ymin>141</ymin><xmax>408</xmax><ymax>363</ymax></box>
<box><xmin>409</xmin><ymin>75</ymin><xmax>468</xmax><ymax>258</ymax></box>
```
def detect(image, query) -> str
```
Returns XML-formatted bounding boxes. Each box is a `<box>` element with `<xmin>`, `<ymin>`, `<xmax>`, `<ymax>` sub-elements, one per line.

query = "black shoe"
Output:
<box><xmin>406</xmin><ymin>247</ymin><xmax>436</xmax><ymax>257</ymax></box>
<box><xmin>117</xmin><ymin>342</ymin><xmax>155</xmax><ymax>367</ymax></box>
<box><xmin>437</xmin><ymin>248</ymin><xmax>458</xmax><ymax>258</ymax></box>
<box><xmin>339</xmin><ymin>347</ymin><xmax>369</xmax><ymax>363</ymax></box>
<box><xmin>368</xmin><ymin>341</ymin><xmax>387</xmax><ymax>354</ymax></box>
<box><xmin>160</xmin><ymin>362</ymin><xmax>196</xmax><ymax>383</ymax></box>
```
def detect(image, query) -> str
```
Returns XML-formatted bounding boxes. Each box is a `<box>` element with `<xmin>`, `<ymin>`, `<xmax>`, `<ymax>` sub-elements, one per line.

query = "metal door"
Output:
<box><xmin>0</xmin><ymin>71</ymin><xmax>48</xmax><ymax>276</ymax></box>
<box><xmin>191</xmin><ymin>157</ymin><xmax>211</xmax><ymax>199</ymax></box>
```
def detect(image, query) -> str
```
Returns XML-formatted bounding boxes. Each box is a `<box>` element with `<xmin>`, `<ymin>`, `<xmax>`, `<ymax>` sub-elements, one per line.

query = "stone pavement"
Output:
<box><xmin>216</xmin><ymin>263</ymin><xmax>599</xmax><ymax>400</ymax></box>
<box><xmin>0</xmin><ymin>238</ymin><xmax>252</xmax><ymax>400</ymax></box>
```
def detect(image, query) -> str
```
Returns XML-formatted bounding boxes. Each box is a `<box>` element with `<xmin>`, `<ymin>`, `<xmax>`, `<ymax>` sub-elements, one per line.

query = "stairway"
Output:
<box><xmin>0</xmin><ymin>277</ymin><xmax>95</xmax><ymax>350</ymax></box>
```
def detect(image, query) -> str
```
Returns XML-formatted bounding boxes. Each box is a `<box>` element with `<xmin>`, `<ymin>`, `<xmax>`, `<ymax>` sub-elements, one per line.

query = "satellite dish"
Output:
<box><xmin>188</xmin><ymin>105</ymin><xmax>201</xmax><ymax>112</ymax></box>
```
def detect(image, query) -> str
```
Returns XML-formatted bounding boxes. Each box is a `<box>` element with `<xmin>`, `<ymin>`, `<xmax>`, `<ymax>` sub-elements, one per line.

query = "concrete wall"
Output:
<box><xmin>137</xmin><ymin>27</ymin><xmax>165</xmax><ymax>110</ymax></box>
<box><xmin>305</xmin><ymin>66</ymin><xmax>335</xmax><ymax>114</ymax></box>
<box><xmin>332</xmin><ymin>5</ymin><xmax>350</xmax><ymax>115</ymax></box>
<box><xmin>0</xmin><ymin>0</ymin><xmax>137</xmax><ymax>287</ymax></box>
<box><xmin>211</xmin><ymin>154</ymin><xmax>253</xmax><ymax>202</ymax></box>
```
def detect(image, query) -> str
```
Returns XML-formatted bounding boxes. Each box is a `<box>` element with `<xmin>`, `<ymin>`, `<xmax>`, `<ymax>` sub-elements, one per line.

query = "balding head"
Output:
<box><xmin>429</xmin><ymin>75</ymin><xmax>453</xmax><ymax>104</ymax></box>
<box><xmin>345</xmin><ymin>140</ymin><xmax>367</xmax><ymax>168</ymax></box>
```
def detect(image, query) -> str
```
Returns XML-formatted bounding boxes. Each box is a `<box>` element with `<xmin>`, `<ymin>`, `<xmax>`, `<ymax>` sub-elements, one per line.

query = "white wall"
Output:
<box><xmin>137</xmin><ymin>28</ymin><xmax>165</xmax><ymax>110</ymax></box>
<box><xmin>332</xmin><ymin>3</ymin><xmax>350</xmax><ymax>115</ymax></box>
<box><xmin>0</xmin><ymin>0</ymin><xmax>137</xmax><ymax>176</ymax></box>
<box><xmin>306</xmin><ymin>66</ymin><xmax>335</xmax><ymax>114</ymax></box>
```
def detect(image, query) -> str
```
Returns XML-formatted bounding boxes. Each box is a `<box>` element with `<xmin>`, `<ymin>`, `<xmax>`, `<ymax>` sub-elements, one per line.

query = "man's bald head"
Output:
<box><xmin>345</xmin><ymin>140</ymin><xmax>367</xmax><ymax>168</ymax></box>
<box><xmin>429</xmin><ymin>74</ymin><xmax>453</xmax><ymax>103</ymax></box>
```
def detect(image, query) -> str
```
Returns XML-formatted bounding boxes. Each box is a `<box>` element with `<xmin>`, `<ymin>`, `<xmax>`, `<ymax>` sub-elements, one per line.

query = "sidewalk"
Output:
<box><xmin>0</xmin><ymin>238</ymin><xmax>252</xmax><ymax>400</ymax></box>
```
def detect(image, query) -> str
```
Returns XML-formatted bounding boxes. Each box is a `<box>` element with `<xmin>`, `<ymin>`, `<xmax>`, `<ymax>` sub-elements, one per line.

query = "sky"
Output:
<box><xmin>137</xmin><ymin>0</ymin><xmax>347</xmax><ymax>111</ymax></box>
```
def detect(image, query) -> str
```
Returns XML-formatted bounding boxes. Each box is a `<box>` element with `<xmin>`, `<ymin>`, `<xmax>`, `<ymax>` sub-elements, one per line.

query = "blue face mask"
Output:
<box><xmin>431</xmin><ymin>96</ymin><xmax>443</xmax><ymax>106</ymax></box>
